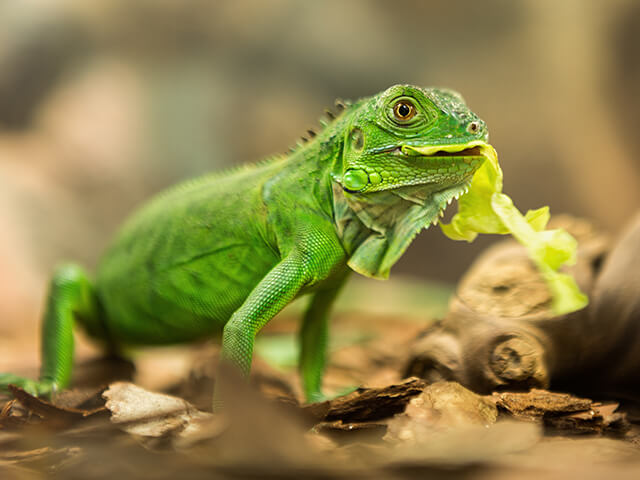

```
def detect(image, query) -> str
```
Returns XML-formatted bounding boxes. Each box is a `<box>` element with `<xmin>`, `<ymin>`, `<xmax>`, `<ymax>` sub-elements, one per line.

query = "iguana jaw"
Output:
<box><xmin>340</xmin><ymin>140</ymin><xmax>492</xmax><ymax>194</ymax></box>
<box><xmin>390</xmin><ymin>141</ymin><xmax>494</xmax><ymax>224</ymax></box>
<box><xmin>403</xmin><ymin>140</ymin><xmax>493</xmax><ymax>196</ymax></box>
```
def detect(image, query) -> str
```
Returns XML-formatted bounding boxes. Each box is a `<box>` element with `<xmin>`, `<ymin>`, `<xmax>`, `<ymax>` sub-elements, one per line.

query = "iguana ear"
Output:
<box><xmin>335</xmin><ymin>122</ymin><xmax>359</xmax><ymax>184</ymax></box>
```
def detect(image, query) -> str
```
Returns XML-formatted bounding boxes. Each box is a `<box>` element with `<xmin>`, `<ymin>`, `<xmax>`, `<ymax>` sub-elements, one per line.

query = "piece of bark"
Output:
<box><xmin>493</xmin><ymin>389</ymin><xmax>592</xmax><ymax>418</ymax></box>
<box><xmin>323</xmin><ymin>378</ymin><xmax>427</xmax><ymax>423</ymax></box>
<box><xmin>544</xmin><ymin>402</ymin><xmax>630</xmax><ymax>436</ymax></box>
<box><xmin>493</xmin><ymin>389</ymin><xmax>631</xmax><ymax>436</ymax></box>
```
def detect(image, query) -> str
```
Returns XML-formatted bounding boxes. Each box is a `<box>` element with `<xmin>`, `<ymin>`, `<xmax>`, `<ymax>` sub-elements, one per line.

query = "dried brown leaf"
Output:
<box><xmin>102</xmin><ymin>382</ymin><xmax>218</xmax><ymax>444</ymax></box>
<box><xmin>8</xmin><ymin>385</ymin><xmax>107</xmax><ymax>429</ymax></box>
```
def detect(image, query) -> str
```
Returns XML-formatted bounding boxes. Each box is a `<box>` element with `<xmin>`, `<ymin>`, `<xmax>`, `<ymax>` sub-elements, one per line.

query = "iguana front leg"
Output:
<box><xmin>214</xmin><ymin>230</ymin><xmax>345</xmax><ymax>410</ymax></box>
<box><xmin>299</xmin><ymin>270</ymin><xmax>349</xmax><ymax>402</ymax></box>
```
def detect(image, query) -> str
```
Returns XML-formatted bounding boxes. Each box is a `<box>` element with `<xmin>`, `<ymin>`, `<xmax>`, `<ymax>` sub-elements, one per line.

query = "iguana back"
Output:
<box><xmin>95</xmin><ymin>159</ymin><xmax>289</xmax><ymax>344</ymax></box>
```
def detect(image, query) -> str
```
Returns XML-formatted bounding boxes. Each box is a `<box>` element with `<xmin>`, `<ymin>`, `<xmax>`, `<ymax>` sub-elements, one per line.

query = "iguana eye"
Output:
<box><xmin>393</xmin><ymin>100</ymin><xmax>416</xmax><ymax>122</ymax></box>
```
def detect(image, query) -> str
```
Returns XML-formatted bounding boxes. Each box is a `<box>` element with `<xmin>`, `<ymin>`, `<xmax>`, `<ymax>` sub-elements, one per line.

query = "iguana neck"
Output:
<box><xmin>331</xmin><ymin>181</ymin><xmax>468</xmax><ymax>279</ymax></box>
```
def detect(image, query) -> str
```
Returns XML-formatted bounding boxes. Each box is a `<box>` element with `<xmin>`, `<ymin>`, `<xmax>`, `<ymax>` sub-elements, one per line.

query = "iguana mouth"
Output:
<box><xmin>423</xmin><ymin>146</ymin><xmax>483</xmax><ymax>158</ymax></box>
<box><xmin>400</xmin><ymin>141</ymin><xmax>490</xmax><ymax>159</ymax></box>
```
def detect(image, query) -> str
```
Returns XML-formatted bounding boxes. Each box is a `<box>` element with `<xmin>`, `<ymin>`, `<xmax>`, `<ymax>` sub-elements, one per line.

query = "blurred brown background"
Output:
<box><xmin>1</xmin><ymin>0</ymin><xmax>639</xmax><ymax>358</ymax></box>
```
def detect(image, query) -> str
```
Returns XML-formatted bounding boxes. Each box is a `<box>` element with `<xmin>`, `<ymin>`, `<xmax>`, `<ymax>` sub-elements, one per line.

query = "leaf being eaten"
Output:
<box><xmin>435</xmin><ymin>145</ymin><xmax>588</xmax><ymax>314</ymax></box>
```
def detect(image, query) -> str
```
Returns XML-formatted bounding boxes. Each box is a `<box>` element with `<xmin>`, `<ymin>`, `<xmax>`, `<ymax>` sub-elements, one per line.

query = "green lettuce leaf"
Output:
<box><xmin>439</xmin><ymin>145</ymin><xmax>588</xmax><ymax>315</ymax></box>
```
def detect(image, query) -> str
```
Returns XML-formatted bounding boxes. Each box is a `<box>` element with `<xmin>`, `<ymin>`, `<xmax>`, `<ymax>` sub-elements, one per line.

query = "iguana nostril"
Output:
<box><xmin>467</xmin><ymin>121</ymin><xmax>480</xmax><ymax>134</ymax></box>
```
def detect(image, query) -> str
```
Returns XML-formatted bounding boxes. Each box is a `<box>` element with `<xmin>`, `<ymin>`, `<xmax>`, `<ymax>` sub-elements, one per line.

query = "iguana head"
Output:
<box><xmin>332</xmin><ymin>85</ymin><xmax>494</xmax><ymax>279</ymax></box>
<box><xmin>338</xmin><ymin>84</ymin><xmax>490</xmax><ymax>199</ymax></box>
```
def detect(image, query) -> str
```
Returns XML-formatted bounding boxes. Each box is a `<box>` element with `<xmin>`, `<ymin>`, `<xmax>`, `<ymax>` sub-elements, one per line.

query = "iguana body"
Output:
<box><xmin>0</xmin><ymin>85</ymin><xmax>490</xmax><ymax>406</ymax></box>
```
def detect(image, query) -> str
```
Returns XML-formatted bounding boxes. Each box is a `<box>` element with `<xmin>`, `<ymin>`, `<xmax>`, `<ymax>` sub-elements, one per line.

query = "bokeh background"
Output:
<box><xmin>1</xmin><ymin>0</ymin><xmax>639</xmax><ymax>361</ymax></box>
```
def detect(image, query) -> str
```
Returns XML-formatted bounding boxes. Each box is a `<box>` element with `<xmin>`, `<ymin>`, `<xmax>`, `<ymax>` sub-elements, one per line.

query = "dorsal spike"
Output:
<box><xmin>287</xmin><ymin>100</ymin><xmax>352</xmax><ymax>155</ymax></box>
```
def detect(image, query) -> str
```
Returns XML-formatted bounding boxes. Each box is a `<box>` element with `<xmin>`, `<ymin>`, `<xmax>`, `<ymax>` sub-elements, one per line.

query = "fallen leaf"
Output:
<box><xmin>8</xmin><ymin>385</ymin><xmax>107</xmax><ymax>429</ymax></box>
<box><xmin>102</xmin><ymin>382</ymin><xmax>217</xmax><ymax>442</ymax></box>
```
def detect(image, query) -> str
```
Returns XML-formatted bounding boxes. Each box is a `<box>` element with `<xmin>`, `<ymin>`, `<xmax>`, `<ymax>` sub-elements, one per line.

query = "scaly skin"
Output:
<box><xmin>0</xmin><ymin>85</ymin><xmax>491</xmax><ymax>408</ymax></box>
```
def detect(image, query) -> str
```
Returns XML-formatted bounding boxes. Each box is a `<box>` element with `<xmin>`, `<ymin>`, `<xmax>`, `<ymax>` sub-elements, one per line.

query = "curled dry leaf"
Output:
<box><xmin>102</xmin><ymin>382</ymin><xmax>220</xmax><ymax>445</ymax></box>
<box><xmin>6</xmin><ymin>385</ymin><xmax>107</xmax><ymax>429</ymax></box>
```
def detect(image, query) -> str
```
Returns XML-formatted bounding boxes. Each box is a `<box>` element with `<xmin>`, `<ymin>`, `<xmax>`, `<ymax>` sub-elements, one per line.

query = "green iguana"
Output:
<box><xmin>0</xmin><ymin>85</ymin><xmax>586</xmax><ymax>408</ymax></box>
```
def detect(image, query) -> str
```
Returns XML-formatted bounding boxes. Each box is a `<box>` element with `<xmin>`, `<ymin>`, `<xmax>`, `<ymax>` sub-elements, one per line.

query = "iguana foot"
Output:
<box><xmin>306</xmin><ymin>385</ymin><xmax>359</xmax><ymax>404</ymax></box>
<box><xmin>0</xmin><ymin>374</ymin><xmax>55</xmax><ymax>397</ymax></box>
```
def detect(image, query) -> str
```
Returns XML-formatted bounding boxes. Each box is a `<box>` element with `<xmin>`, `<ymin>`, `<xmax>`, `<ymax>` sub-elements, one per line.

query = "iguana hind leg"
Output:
<box><xmin>0</xmin><ymin>263</ymin><xmax>99</xmax><ymax>397</ymax></box>
<box><xmin>299</xmin><ymin>271</ymin><xmax>349</xmax><ymax>403</ymax></box>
